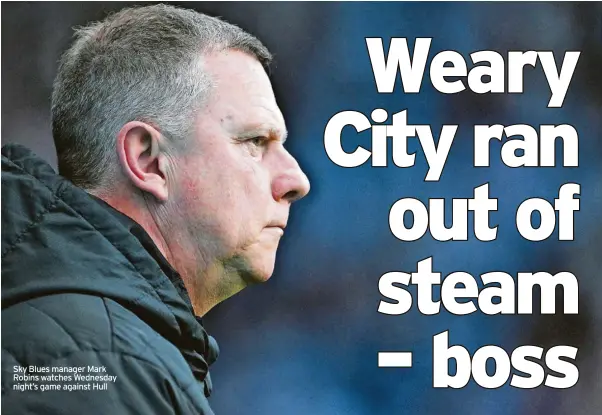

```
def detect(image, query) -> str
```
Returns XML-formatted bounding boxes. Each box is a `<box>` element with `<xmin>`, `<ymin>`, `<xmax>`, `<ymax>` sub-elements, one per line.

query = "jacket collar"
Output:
<box><xmin>92</xmin><ymin>195</ymin><xmax>220</xmax><ymax>390</ymax></box>
<box><xmin>2</xmin><ymin>144</ymin><xmax>219</xmax><ymax>395</ymax></box>
<box><xmin>90</xmin><ymin>195</ymin><xmax>193</xmax><ymax>309</ymax></box>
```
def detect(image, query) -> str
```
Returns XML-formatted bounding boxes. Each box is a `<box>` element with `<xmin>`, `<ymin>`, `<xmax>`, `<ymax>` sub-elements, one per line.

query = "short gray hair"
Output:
<box><xmin>51</xmin><ymin>4</ymin><xmax>272</xmax><ymax>189</ymax></box>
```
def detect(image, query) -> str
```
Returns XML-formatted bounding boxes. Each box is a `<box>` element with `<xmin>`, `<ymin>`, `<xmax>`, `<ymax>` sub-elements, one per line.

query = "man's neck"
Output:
<box><xmin>92</xmin><ymin>191</ymin><xmax>231</xmax><ymax>317</ymax></box>
<box><xmin>99</xmin><ymin>194</ymin><xmax>174</xmax><ymax>264</ymax></box>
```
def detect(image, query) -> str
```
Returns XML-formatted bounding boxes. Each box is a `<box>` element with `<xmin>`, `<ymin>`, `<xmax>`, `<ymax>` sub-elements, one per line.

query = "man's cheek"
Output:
<box><xmin>178</xmin><ymin>175</ymin><xmax>213</xmax><ymax>207</ymax></box>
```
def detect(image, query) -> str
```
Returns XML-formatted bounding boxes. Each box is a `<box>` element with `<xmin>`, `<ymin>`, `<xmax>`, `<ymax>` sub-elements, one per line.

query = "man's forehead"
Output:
<box><xmin>201</xmin><ymin>51</ymin><xmax>286</xmax><ymax>138</ymax></box>
<box><xmin>203</xmin><ymin>49</ymin><xmax>272</xmax><ymax>92</ymax></box>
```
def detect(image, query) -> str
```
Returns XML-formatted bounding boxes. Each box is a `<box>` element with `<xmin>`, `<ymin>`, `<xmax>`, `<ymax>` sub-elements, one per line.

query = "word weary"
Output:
<box><xmin>365</xmin><ymin>37</ymin><xmax>580</xmax><ymax>107</ymax></box>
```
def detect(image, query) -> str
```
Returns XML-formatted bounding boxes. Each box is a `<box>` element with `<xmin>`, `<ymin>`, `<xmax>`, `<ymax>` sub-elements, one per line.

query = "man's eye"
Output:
<box><xmin>240</xmin><ymin>136</ymin><xmax>269</xmax><ymax>158</ymax></box>
<box><xmin>249</xmin><ymin>137</ymin><xmax>267</xmax><ymax>147</ymax></box>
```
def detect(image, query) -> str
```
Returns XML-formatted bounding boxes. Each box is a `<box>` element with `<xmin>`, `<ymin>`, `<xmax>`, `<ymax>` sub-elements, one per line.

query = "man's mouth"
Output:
<box><xmin>266</xmin><ymin>219</ymin><xmax>287</xmax><ymax>230</ymax></box>
<box><xmin>265</xmin><ymin>221</ymin><xmax>286</xmax><ymax>236</ymax></box>
<box><xmin>265</xmin><ymin>226</ymin><xmax>284</xmax><ymax>235</ymax></box>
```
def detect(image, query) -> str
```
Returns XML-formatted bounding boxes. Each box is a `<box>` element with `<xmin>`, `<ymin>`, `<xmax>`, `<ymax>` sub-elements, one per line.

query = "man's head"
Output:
<box><xmin>52</xmin><ymin>4</ymin><xmax>310</xmax><ymax>315</ymax></box>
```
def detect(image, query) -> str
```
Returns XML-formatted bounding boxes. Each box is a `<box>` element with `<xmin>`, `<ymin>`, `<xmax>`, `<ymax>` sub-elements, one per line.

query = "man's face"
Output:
<box><xmin>171</xmin><ymin>50</ymin><xmax>310</xmax><ymax>284</ymax></box>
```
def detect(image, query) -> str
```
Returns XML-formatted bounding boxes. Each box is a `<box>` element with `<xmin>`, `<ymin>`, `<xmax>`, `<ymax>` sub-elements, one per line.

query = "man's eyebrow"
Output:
<box><xmin>239</xmin><ymin>125</ymin><xmax>288</xmax><ymax>143</ymax></box>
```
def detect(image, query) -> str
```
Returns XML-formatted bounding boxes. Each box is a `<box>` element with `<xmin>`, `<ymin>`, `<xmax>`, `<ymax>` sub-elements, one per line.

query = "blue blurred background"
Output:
<box><xmin>2</xmin><ymin>2</ymin><xmax>602</xmax><ymax>414</ymax></box>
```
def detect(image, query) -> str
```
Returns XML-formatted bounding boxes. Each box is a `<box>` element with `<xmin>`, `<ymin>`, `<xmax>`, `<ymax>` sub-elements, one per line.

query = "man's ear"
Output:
<box><xmin>116</xmin><ymin>121</ymin><xmax>170</xmax><ymax>202</ymax></box>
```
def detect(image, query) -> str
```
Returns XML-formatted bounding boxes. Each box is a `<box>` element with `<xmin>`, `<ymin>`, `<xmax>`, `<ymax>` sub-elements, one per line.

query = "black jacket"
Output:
<box><xmin>1</xmin><ymin>144</ymin><xmax>219</xmax><ymax>414</ymax></box>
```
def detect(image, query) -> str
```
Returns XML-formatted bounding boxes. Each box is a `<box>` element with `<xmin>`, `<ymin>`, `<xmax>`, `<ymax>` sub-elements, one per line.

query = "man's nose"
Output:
<box><xmin>271</xmin><ymin>149</ymin><xmax>310</xmax><ymax>203</ymax></box>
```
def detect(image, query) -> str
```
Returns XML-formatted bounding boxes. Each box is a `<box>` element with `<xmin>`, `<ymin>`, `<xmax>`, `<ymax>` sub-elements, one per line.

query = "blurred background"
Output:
<box><xmin>2</xmin><ymin>2</ymin><xmax>602</xmax><ymax>414</ymax></box>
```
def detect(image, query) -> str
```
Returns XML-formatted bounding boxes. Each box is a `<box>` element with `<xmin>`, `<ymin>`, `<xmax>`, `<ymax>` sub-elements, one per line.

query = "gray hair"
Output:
<box><xmin>51</xmin><ymin>4</ymin><xmax>272</xmax><ymax>189</ymax></box>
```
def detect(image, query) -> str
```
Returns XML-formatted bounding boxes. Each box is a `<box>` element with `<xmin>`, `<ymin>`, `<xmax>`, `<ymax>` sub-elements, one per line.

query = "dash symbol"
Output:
<box><xmin>378</xmin><ymin>352</ymin><xmax>413</xmax><ymax>368</ymax></box>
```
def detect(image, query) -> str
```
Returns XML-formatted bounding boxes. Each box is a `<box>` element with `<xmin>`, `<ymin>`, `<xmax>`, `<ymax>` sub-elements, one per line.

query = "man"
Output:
<box><xmin>1</xmin><ymin>4</ymin><xmax>309</xmax><ymax>414</ymax></box>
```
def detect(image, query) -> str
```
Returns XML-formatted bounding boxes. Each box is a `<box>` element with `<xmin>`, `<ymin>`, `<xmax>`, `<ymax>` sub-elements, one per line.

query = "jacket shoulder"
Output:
<box><xmin>2</xmin><ymin>293</ymin><xmax>210</xmax><ymax>413</ymax></box>
<box><xmin>2</xmin><ymin>294</ymin><xmax>113</xmax><ymax>360</ymax></box>
<box><xmin>2</xmin><ymin>293</ymin><xmax>197</xmax><ymax>387</ymax></box>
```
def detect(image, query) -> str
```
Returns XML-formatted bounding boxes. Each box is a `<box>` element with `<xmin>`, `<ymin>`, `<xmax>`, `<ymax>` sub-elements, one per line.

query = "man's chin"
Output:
<box><xmin>244</xmin><ymin>258</ymin><xmax>276</xmax><ymax>284</ymax></box>
<box><xmin>224</xmin><ymin>252</ymin><xmax>276</xmax><ymax>285</ymax></box>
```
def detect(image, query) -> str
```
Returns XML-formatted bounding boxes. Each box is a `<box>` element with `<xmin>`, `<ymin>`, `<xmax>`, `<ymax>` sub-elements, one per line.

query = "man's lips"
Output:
<box><xmin>265</xmin><ymin>223</ymin><xmax>286</xmax><ymax>235</ymax></box>
<box><xmin>266</xmin><ymin>220</ymin><xmax>287</xmax><ymax>230</ymax></box>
